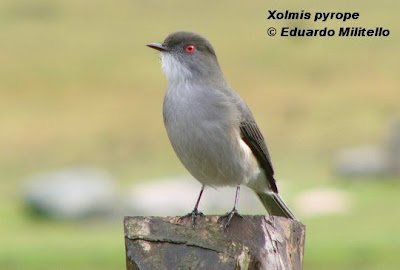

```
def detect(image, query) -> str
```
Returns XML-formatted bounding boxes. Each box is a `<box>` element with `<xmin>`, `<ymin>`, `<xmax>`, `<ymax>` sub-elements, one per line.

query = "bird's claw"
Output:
<box><xmin>179</xmin><ymin>209</ymin><xmax>204</xmax><ymax>227</ymax></box>
<box><xmin>219</xmin><ymin>208</ymin><xmax>244</xmax><ymax>231</ymax></box>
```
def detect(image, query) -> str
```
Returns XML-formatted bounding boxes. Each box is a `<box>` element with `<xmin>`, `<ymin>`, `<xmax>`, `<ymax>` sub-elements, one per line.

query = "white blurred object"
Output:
<box><xmin>386</xmin><ymin>116</ymin><xmax>400</xmax><ymax>173</ymax></box>
<box><xmin>294</xmin><ymin>188</ymin><xmax>352</xmax><ymax>217</ymax></box>
<box><xmin>23</xmin><ymin>167</ymin><xmax>116</xmax><ymax>219</ymax></box>
<box><xmin>125</xmin><ymin>175</ymin><xmax>280</xmax><ymax>216</ymax></box>
<box><xmin>335</xmin><ymin>116</ymin><xmax>400</xmax><ymax>177</ymax></box>
<box><xmin>335</xmin><ymin>145</ymin><xmax>389</xmax><ymax>177</ymax></box>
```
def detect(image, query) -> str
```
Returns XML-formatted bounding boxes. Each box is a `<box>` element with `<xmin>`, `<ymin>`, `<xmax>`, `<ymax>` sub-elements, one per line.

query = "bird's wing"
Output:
<box><xmin>239</xmin><ymin>120</ymin><xmax>278</xmax><ymax>193</ymax></box>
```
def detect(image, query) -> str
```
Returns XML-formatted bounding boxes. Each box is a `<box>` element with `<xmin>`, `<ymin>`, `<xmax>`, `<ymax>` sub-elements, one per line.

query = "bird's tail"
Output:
<box><xmin>256</xmin><ymin>191</ymin><xmax>298</xmax><ymax>220</ymax></box>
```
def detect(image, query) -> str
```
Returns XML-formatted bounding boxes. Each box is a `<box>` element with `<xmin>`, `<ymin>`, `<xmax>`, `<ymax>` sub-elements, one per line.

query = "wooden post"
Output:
<box><xmin>124</xmin><ymin>215</ymin><xmax>305</xmax><ymax>270</ymax></box>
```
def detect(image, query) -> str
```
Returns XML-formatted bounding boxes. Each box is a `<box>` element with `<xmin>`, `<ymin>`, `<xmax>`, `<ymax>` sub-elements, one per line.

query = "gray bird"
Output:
<box><xmin>147</xmin><ymin>31</ymin><xmax>297</xmax><ymax>228</ymax></box>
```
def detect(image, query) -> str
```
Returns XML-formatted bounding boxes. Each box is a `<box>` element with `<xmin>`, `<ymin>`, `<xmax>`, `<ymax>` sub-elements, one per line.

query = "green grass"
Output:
<box><xmin>0</xmin><ymin>0</ymin><xmax>399</xmax><ymax>269</ymax></box>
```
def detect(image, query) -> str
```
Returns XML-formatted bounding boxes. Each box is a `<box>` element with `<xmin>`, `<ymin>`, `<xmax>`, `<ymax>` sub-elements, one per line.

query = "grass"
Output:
<box><xmin>0</xmin><ymin>0</ymin><xmax>399</xmax><ymax>269</ymax></box>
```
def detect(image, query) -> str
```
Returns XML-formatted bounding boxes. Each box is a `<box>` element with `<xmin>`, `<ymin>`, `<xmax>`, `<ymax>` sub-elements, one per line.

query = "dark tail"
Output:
<box><xmin>256</xmin><ymin>192</ymin><xmax>298</xmax><ymax>220</ymax></box>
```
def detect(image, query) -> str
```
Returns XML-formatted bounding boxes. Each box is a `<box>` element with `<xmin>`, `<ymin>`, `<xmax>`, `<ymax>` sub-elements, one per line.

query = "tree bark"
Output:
<box><xmin>124</xmin><ymin>215</ymin><xmax>305</xmax><ymax>270</ymax></box>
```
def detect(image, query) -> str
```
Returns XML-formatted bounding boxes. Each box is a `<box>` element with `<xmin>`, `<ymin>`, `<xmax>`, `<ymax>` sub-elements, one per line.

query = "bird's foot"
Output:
<box><xmin>219</xmin><ymin>208</ymin><xmax>244</xmax><ymax>231</ymax></box>
<box><xmin>179</xmin><ymin>209</ymin><xmax>204</xmax><ymax>228</ymax></box>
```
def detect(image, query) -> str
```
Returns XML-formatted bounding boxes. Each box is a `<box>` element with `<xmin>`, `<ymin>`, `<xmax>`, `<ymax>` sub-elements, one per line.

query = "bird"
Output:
<box><xmin>147</xmin><ymin>31</ymin><xmax>297</xmax><ymax>229</ymax></box>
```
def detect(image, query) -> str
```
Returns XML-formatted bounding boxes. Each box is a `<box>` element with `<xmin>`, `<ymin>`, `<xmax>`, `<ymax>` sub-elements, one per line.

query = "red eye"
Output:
<box><xmin>184</xmin><ymin>45</ymin><xmax>196</xmax><ymax>54</ymax></box>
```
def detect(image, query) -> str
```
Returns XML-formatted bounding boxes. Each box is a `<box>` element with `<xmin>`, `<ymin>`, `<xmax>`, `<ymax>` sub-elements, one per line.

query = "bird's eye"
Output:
<box><xmin>184</xmin><ymin>45</ymin><xmax>196</xmax><ymax>54</ymax></box>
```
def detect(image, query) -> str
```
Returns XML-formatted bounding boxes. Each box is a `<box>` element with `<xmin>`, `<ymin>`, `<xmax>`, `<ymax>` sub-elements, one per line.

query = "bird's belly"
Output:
<box><xmin>166</xmin><ymin>118</ymin><xmax>259</xmax><ymax>187</ymax></box>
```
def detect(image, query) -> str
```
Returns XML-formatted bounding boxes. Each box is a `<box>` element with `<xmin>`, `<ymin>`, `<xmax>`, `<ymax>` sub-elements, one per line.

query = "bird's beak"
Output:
<box><xmin>146</xmin><ymin>42</ymin><xmax>168</xmax><ymax>52</ymax></box>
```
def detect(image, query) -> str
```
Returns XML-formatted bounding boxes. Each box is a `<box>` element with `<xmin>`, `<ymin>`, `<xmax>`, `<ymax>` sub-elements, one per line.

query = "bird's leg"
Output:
<box><xmin>220</xmin><ymin>185</ymin><xmax>244</xmax><ymax>230</ymax></box>
<box><xmin>179</xmin><ymin>184</ymin><xmax>205</xmax><ymax>227</ymax></box>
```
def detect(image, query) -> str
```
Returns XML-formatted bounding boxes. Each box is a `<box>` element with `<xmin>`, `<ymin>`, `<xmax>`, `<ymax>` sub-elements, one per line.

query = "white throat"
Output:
<box><xmin>161</xmin><ymin>53</ymin><xmax>192</xmax><ymax>84</ymax></box>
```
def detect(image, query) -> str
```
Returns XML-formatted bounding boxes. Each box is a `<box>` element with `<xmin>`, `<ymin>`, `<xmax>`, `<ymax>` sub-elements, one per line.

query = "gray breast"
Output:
<box><xmin>163</xmin><ymin>84</ymin><xmax>249</xmax><ymax>186</ymax></box>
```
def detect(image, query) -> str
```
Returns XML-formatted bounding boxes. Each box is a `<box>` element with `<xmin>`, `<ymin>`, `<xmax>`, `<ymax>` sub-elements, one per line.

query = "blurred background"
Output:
<box><xmin>0</xmin><ymin>0</ymin><xmax>399</xmax><ymax>269</ymax></box>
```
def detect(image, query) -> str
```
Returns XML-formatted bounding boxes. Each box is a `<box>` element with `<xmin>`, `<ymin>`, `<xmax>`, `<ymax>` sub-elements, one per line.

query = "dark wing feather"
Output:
<box><xmin>240</xmin><ymin>120</ymin><xmax>278</xmax><ymax>193</ymax></box>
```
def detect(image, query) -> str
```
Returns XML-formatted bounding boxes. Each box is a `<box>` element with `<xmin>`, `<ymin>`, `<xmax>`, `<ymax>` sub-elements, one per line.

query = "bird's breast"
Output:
<box><xmin>163</xmin><ymin>85</ymin><xmax>259</xmax><ymax>186</ymax></box>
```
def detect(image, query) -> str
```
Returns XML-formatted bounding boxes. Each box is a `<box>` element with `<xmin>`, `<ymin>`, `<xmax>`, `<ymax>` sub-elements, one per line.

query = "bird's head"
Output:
<box><xmin>147</xmin><ymin>31</ymin><xmax>222</xmax><ymax>84</ymax></box>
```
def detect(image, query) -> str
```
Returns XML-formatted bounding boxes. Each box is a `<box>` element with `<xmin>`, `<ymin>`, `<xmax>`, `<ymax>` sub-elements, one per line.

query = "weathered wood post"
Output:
<box><xmin>124</xmin><ymin>215</ymin><xmax>305</xmax><ymax>270</ymax></box>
